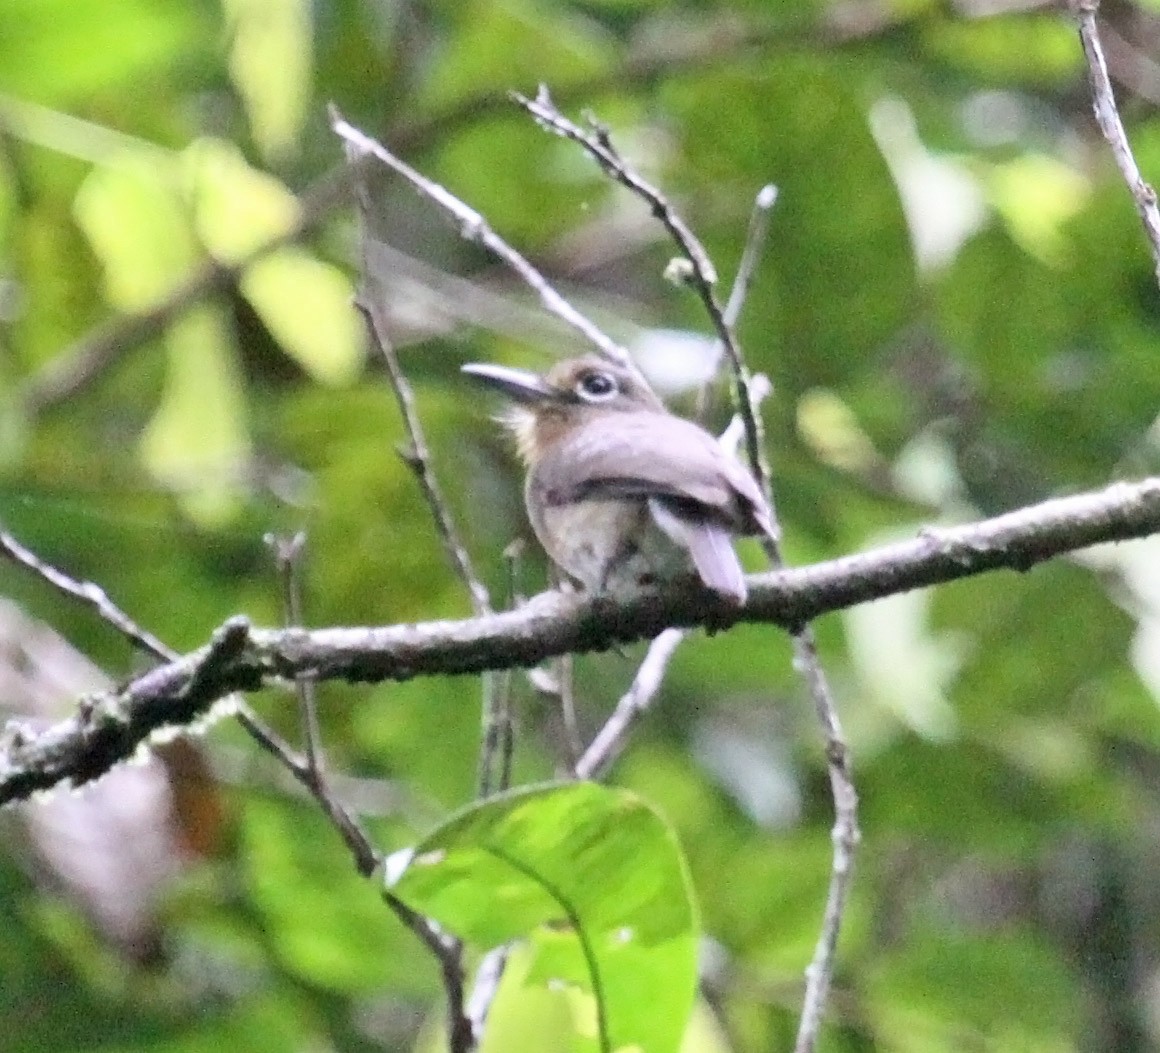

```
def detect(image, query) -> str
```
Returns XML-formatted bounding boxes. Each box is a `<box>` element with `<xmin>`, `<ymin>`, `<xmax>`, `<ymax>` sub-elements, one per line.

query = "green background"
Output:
<box><xmin>3</xmin><ymin>0</ymin><xmax>1160</xmax><ymax>1050</ymax></box>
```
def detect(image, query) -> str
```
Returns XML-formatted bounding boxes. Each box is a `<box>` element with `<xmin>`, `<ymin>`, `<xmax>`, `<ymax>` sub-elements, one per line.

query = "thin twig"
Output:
<box><xmin>467</xmin><ymin>947</ymin><xmax>510</xmax><ymax>1039</ymax></box>
<box><xmin>514</xmin><ymin>88</ymin><xmax>772</xmax><ymax>501</ymax></box>
<box><xmin>330</xmin><ymin>108</ymin><xmax>633</xmax><ymax>370</ymax></box>
<box><xmin>334</xmin><ymin>112</ymin><xmax>484</xmax><ymax>1050</ymax></box>
<box><xmin>575</xmin><ymin>628</ymin><xmax>686</xmax><ymax>780</ymax></box>
<box><xmin>476</xmin><ymin>668</ymin><xmax>515</xmax><ymax>800</ymax></box>
<box><xmin>337</xmin><ymin>118</ymin><xmax>492</xmax><ymax>619</ymax></box>
<box><xmin>0</xmin><ymin>528</ymin><xmax>174</xmax><ymax>662</ymax></box>
<box><xmin>335</xmin><ymin>108</ymin><xmax>514</xmax><ymax>815</ymax></box>
<box><xmin>791</xmin><ymin>632</ymin><xmax>858</xmax><ymax>1053</ymax></box>
<box><xmin>385</xmin><ymin>893</ymin><xmax>473</xmax><ymax>1051</ymax></box>
<box><xmin>263</xmin><ymin>530</ymin><xmax>392</xmax><ymax>889</ymax></box>
<box><xmin>1072</xmin><ymin>0</ymin><xmax>1160</xmax><ymax>287</ymax></box>
<box><xmin>482</xmin><ymin>542</ymin><xmax>528</xmax><ymax>795</ymax></box>
<box><xmin>697</xmin><ymin>185</ymin><xmax>779</xmax><ymax>421</ymax></box>
<box><xmin>268</xmin><ymin>532</ymin><xmax>326</xmax><ymax>775</ymax></box>
<box><xmin>556</xmin><ymin>652</ymin><xmax>581</xmax><ymax>768</ymax></box>
<box><xmin>724</xmin><ymin>184</ymin><xmax>779</xmax><ymax>331</ymax></box>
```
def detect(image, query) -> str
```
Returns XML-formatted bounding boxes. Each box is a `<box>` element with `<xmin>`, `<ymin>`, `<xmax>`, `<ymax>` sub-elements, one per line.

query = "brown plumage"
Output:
<box><xmin>463</xmin><ymin>356</ymin><xmax>775</xmax><ymax>603</ymax></box>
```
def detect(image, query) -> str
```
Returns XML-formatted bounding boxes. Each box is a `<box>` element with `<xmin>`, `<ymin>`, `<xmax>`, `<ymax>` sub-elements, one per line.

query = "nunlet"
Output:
<box><xmin>463</xmin><ymin>356</ymin><xmax>775</xmax><ymax>604</ymax></box>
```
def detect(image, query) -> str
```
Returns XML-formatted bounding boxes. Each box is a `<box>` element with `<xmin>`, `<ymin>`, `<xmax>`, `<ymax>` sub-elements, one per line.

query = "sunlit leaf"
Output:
<box><xmin>185</xmin><ymin>137</ymin><xmax>299</xmax><ymax>263</ymax></box>
<box><xmin>139</xmin><ymin>305</ymin><xmax>250</xmax><ymax>525</ymax></box>
<box><xmin>223</xmin><ymin>0</ymin><xmax>313</xmax><ymax>158</ymax></box>
<box><xmin>241</xmin><ymin>250</ymin><xmax>364</xmax><ymax>385</ymax></box>
<box><xmin>389</xmin><ymin>782</ymin><xmax>699</xmax><ymax>1053</ymax></box>
<box><xmin>73</xmin><ymin>149</ymin><xmax>194</xmax><ymax>309</ymax></box>
<box><xmin>983</xmin><ymin>153</ymin><xmax>1089</xmax><ymax>266</ymax></box>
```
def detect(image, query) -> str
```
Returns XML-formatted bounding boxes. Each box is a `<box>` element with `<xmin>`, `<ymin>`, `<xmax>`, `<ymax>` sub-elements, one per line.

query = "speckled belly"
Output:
<box><xmin>526</xmin><ymin>496</ymin><xmax>689</xmax><ymax>592</ymax></box>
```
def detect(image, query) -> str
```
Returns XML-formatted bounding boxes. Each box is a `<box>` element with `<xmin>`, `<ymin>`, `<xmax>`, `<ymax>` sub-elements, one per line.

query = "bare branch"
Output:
<box><xmin>724</xmin><ymin>184</ymin><xmax>779</xmax><ymax>331</ymax></box>
<box><xmin>329</xmin><ymin>110</ymin><xmax>632</xmax><ymax>369</ymax></box>
<box><xmin>575</xmin><ymin>628</ymin><xmax>686</xmax><ymax>780</ymax></box>
<box><xmin>260</xmin><ymin>533</ymin><xmax>384</xmax><ymax>877</ymax></box>
<box><xmin>336</xmin><ymin>117</ymin><xmax>493</xmax><ymax>619</ymax></box>
<box><xmin>0</xmin><ymin>528</ymin><xmax>173</xmax><ymax>662</ymax></box>
<box><xmin>514</xmin><ymin>88</ymin><xmax>772</xmax><ymax>500</ymax></box>
<box><xmin>1072</xmin><ymin>0</ymin><xmax>1160</xmax><ymax>287</ymax></box>
<box><xmin>790</xmin><ymin>631</ymin><xmax>857</xmax><ymax>1053</ymax></box>
<box><xmin>3</xmin><ymin>476</ymin><xmax>1158</xmax><ymax>807</ymax></box>
<box><xmin>697</xmin><ymin>186</ymin><xmax>779</xmax><ymax>421</ymax></box>
<box><xmin>384</xmin><ymin>893</ymin><xmax>473</xmax><ymax>1052</ymax></box>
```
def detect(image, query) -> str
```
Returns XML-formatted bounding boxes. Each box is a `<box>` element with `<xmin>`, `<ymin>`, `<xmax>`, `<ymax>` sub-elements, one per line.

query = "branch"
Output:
<box><xmin>575</xmin><ymin>627</ymin><xmax>686</xmax><ymax>779</ymax></box>
<box><xmin>335</xmin><ymin>112</ymin><xmax>493</xmax><ymax>619</ymax></box>
<box><xmin>515</xmin><ymin>88</ymin><xmax>773</xmax><ymax>499</ymax></box>
<box><xmin>1072</xmin><ymin>0</ymin><xmax>1160</xmax><ymax>287</ymax></box>
<box><xmin>790</xmin><ymin>631</ymin><xmax>857</xmax><ymax>1053</ymax></box>
<box><xmin>329</xmin><ymin>114</ymin><xmax>632</xmax><ymax>368</ymax></box>
<box><xmin>2</xmin><ymin>476</ymin><xmax>1157</xmax><ymax>807</ymax></box>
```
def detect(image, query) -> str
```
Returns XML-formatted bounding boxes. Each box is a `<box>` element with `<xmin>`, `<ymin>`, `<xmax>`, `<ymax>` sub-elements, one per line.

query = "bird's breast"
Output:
<box><xmin>525</xmin><ymin>485</ymin><xmax>687</xmax><ymax>592</ymax></box>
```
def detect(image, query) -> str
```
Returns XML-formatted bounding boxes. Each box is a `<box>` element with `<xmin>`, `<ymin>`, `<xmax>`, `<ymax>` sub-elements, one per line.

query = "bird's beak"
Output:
<box><xmin>461</xmin><ymin>363</ymin><xmax>557</xmax><ymax>404</ymax></box>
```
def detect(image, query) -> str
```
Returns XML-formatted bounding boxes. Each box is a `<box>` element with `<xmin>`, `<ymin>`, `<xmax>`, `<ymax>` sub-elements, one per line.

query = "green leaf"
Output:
<box><xmin>867</xmin><ymin>926</ymin><xmax>1080</xmax><ymax>1048</ymax></box>
<box><xmin>73</xmin><ymin>148</ymin><xmax>195</xmax><ymax>309</ymax></box>
<box><xmin>0</xmin><ymin>0</ymin><xmax>207</xmax><ymax>105</ymax></box>
<box><xmin>223</xmin><ymin>0</ymin><xmax>313</xmax><ymax>159</ymax></box>
<box><xmin>139</xmin><ymin>305</ymin><xmax>251</xmax><ymax>526</ymax></box>
<box><xmin>186</xmin><ymin>137</ymin><xmax>299</xmax><ymax>262</ymax></box>
<box><xmin>389</xmin><ymin>782</ymin><xmax>699</xmax><ymax>1053</ymax></box>
<box><xmin>241</xmin><ymin>249</ymin><xmax>364</xmax><ymax>385</ymax></box>
<box><xmin>186</xmin><ymin>138</ymin><xmax>363</xmax><ymax>382</ymax></box>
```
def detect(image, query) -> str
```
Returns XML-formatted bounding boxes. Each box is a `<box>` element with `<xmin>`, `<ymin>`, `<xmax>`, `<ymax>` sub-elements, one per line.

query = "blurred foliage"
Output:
<box><xmin>2</xmin><ymin>0</ymin><xmax>1160</xmax><ymax>1051</ymax></box>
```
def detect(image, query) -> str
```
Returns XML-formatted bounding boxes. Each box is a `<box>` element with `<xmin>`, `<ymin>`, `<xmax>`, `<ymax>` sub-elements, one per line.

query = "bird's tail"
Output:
<box><xmin>648</xmin><ymin>499</ymin><xmax>747</xmax><ymax>604</ymax></box>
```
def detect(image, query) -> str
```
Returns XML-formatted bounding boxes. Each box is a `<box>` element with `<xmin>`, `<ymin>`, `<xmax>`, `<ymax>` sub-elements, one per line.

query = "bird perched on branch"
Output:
<box><xmin>463</xmin><ymin>355</ymin><xmax>775</xmax><ymax>604</ymax></box>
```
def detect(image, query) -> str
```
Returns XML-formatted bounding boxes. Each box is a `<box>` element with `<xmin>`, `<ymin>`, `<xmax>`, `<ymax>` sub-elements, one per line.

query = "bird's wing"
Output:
<box><xmin>535</xmin><ymin>413</ymin><xmax>772</xmax><ymax>535</ymax></box>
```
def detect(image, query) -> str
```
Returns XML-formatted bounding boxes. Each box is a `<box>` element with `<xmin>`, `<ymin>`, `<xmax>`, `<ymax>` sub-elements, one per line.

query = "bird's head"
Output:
<box><xmin>462</xmin><ymin>356</ymin><xmax>664</xmax><ymax>463</ymax></box>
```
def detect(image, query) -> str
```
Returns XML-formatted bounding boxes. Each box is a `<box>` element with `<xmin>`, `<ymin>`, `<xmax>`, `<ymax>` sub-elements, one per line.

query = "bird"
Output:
<box><xmin>462</xmin><ymin>355</ymin><xmax>776</xmax><ymax>604</ymax></box>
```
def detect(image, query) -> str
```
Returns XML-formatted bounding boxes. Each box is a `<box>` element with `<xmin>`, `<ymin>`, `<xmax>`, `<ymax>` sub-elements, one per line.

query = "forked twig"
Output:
<box><xmin>0</xmin><ymin>522</ymin><xmax>473</xmax><ymax>1037</ymax></box>
<box><xmin>336</xmin><ymin>122</ymin><xmax>492</xmax><ymax>619</ymax></box>
<box><xmin>329</xmin><ymin>107</ymin><xmax>632</xmax><ymax>369</ymax></box>
<box><xmin>514</xmin><ymin>93</ymin><xmax>857</xmax><ymax>1052</ymax></box>
<box><xmin>514</xmin><ymin>87</ymin><xmax>773</xmax><ymax>501</ymax></box>
<box><xmin>334</xmin><ymin>110</ymin><xmax>519</xmax><ymax>816</ymax></box>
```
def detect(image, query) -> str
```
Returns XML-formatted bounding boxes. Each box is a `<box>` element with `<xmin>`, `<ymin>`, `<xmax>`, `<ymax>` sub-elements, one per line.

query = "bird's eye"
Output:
<box><xmin>576</xmin><ymin>371</ymin><xmax>618</xmax><ymax>402</ymax></box>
